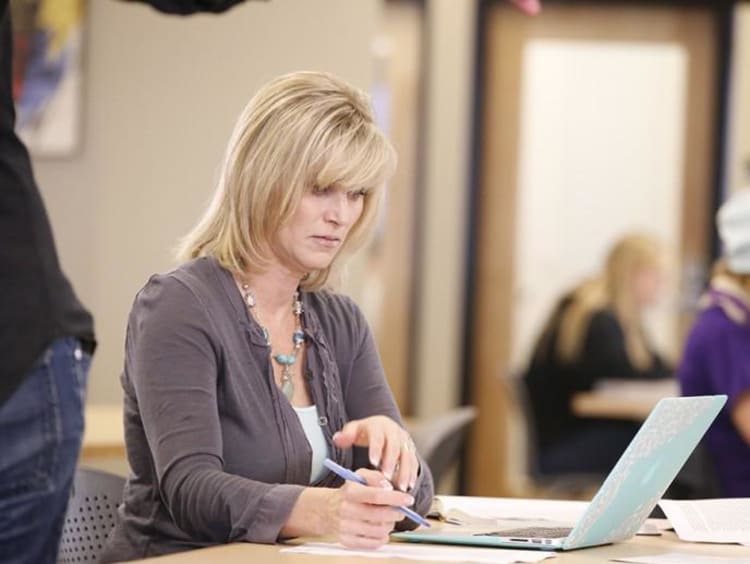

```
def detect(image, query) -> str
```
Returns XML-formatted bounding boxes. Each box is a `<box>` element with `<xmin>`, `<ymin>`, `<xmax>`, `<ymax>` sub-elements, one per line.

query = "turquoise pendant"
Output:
<box><xmin>281</xmin><ymin>377</ymin><xmax>294</xmax><ymax>400</ymax></box>
<box><xmin>274</xmin><ymin>353</ymin><xmax>296</xmax><ymax>365</ymax></box>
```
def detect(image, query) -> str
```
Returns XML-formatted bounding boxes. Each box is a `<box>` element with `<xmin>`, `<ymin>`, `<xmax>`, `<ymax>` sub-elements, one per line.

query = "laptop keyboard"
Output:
<box><xmin>477</xmin><ymin>526</ymin><xmax>573</xmax><ymax>539</ymax></box>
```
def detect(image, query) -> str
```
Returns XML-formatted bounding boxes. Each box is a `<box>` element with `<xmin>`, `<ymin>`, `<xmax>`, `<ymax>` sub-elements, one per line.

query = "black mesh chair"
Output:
<box><xmin>409</xmin><ymin>406</ymin><xmax>478</xmax><ymax>490</ymax></box>
<box><xmin>57</xmin><ymin>467</ymin><xmax>125</xmax><ymax>564</ymax></box>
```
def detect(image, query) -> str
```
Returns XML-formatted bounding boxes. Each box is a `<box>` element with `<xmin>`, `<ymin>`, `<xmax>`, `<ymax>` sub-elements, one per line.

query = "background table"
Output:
<box><xmin>571</xmin><ymin>379</ymin><xmax>679</xmax><ymax>421</ymax></box>
<box><xmin>82</xmin><ymin>404</ymin><xmax>126</xmax><ymax>465</ymax></box>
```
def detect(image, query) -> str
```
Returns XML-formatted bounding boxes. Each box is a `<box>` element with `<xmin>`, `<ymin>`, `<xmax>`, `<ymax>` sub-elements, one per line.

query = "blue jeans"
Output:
<box><xmin>0</xmin><ymin>337</ymin><xmax>91</xmax><ymax>564</ymax></box>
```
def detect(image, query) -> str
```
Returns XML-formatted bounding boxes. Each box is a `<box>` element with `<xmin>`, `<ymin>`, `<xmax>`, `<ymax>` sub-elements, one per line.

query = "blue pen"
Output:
<box><xmin>323</xmin><ymin>458</ymin><xmax>431</xmax><ymax>528</ymax></box>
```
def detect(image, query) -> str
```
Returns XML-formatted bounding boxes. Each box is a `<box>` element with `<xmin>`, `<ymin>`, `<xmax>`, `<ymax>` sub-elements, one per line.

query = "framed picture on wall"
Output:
<box><xmin>11</xmin><ymin>0</ymin><xmax>84</xmax><ymax>157</ymax></box>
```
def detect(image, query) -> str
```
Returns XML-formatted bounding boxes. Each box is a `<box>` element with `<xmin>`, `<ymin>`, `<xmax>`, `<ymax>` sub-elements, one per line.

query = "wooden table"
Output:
<box><xmin>571</xmin><ymin>379</ymin><xmax>679</xmax><ymax>421</ymax></box>
<box><xmin>82</xmin><ymin>404</ymin><xmax>125</xmax><ymax>460</ymax></box>
<box><xmin>126</xmin><ymin>530</ymin><xmax>750</xmax><ymax>563</ymax></box>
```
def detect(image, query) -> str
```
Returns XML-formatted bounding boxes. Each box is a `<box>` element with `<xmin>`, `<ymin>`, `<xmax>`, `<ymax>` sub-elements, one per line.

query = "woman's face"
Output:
<box><xmin>272</xmin><ymin>184</ymin><xmax>367</xmax><ymax>277</ymax></box>
<box><xmin>633</xmin><ymin>264</ymin><xmax>665</xmax><ymax>307</ymax></box>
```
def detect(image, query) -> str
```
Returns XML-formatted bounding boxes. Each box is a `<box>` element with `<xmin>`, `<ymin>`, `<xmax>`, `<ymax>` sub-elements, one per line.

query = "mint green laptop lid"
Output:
<box><xmin>393</xmin><ymin>395</ymin><xmax>727</xmax><ymax>551</ymax></box>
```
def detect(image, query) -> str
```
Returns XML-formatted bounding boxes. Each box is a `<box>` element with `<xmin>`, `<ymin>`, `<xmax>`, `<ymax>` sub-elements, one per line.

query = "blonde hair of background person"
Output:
<box><xmin>100</xmin><ymin>71</ymin><xmax>433</xmax><ymax>563</ymax></box>
<box><xmin>555</xmin><ymin>233</ymin><xmax>666</xmax><ymax>370</ymax></box>
<box><xmin>177</xmin><ymin>71</ymin><xmax>390</xmax><ymax>290</ymax></box>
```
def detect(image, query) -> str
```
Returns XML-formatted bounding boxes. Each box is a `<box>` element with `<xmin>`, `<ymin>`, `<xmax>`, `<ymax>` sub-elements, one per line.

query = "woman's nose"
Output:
<box><xmin>325</xmin><ymin>193</ymin><xmax>356</xmax><ymax>225</ymax></box>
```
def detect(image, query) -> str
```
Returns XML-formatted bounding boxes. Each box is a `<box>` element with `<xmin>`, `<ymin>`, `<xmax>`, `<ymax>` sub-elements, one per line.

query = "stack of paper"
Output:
<box><xmin>658</xmin><ymin>499</ymin><xmax>750</xmax><ymax>544</ymax></box>
<box><xmin>429</xmin><ymin>495</ymin><xmax>670</xmax><ymax>535</ymax></box>
<box><xmin>428</xmin><ymin>495</ymin><xmax>589</xmax><ymax>525</ymax></box>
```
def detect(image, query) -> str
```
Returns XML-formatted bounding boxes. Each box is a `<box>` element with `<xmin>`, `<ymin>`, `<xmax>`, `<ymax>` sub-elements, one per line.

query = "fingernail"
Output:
<box><xmin>370</xmin><ymin>456</ymin><xmax>380</xmax><ymax>468</ymax></box>
<box><xmin>380</xmin><ymin>479</ymin><xmax>393</xmax><ymax>490</ymax></box>
<box><xmin>399</xmin><ymin>481</ymin><xmax>408</xmax><ymax>492</ymax></box>
<box><xmin>332</xmin><ymin>432</ymin><xmax>341</xmax><ymax>440</ymax></box>
<box><xmin>383</xmin><ymin>469</ymin><xmax>392</xmax><ymax>481</ymax></box>
<box><xmin>405</xmin><ymin>495</ymin><xmax>415</xmax><ymax>505</ymax></box>
<box><xmin>409</xmin><ymin>481</ymin><xmax>416</xmax><ymax>491</ymax></box>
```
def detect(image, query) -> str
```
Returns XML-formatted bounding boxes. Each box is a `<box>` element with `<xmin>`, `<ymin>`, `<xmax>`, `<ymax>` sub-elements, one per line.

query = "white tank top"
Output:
<box><xmin>292</xmin><ymin>404</ymin><xmax>329</xmax><ymax>483</ymax></box>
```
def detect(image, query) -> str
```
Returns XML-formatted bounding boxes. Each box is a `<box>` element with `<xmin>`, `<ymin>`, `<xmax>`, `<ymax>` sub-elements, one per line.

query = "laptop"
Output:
<box><xmin>393</xmin><ymin>395</ymin><xmax>726</xmax><ymax>551</ymax></box>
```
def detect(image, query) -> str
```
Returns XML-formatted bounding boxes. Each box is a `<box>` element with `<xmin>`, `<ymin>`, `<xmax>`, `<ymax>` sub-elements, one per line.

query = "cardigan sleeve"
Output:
<box><xmin>124</xmin><ymin>273</ymin><xmax>304</xmax><ymax>543</ymax></box>
<box><xmin>332</xmin><ymin>296</ymin><xmax>435</xmax><ymax>529</ymax></box>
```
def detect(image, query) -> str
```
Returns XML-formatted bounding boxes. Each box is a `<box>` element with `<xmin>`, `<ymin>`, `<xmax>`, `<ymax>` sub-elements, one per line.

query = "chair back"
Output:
<box><xmin>507</xmin><ymin>375</ymin><xmax>603</xmax><ymax>498</ymax></box>
<box><xmin>409</xmin><ymin>406</ymin><xmax>478</xmax><ymax>490</ymax></box>
<box><xmin>57</xmin><ymin>467</ymin><xmax>125</xmax><ymax>563</ymax></box>
<box><xmin>664</xmin><ymin>441</ymin><xmax>722</xmax><ymax>499</ymax></box>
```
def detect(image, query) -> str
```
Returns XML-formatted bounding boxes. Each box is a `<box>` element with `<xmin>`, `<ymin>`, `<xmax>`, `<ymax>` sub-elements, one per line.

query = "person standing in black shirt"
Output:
<box><xmin>0</xmin><ymin>4</ymin><xmax>95</xmax><ymax>563</ymax></box>
<box><xmin>0</xmin><ymin>2</ymin><xmax>249</xmax><ymax>562</ymax></box>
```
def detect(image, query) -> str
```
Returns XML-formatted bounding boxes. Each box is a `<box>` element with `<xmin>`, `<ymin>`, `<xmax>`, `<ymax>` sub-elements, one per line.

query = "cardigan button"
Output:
<box><xmin>318</xmin><ymin>416</ymin><xmax>328</xmax><ymax>426</ymax></box>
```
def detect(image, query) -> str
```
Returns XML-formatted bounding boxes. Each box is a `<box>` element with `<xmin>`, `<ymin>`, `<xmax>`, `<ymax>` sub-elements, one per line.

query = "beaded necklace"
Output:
<box><xmin>241</xmin><ymin>284</ymin><xmax>305</xmax><ymax>400</ymax></box>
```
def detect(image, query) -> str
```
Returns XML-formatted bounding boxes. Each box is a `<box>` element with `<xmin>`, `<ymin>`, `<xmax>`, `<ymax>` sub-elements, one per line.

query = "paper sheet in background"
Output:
<box><xmin>658</xmin><ymin>499</ymin><xmax>750</xmax><ymax>544</ymax></box>
<box><xmin>612</xmin><ymin>553</ymin><xmax>750</xmax><ymax>564</ymax></box>
<box><xmin>281</xmin><ymin>542</ymin><xmax>556</xmax><ymax>563</ymax></box>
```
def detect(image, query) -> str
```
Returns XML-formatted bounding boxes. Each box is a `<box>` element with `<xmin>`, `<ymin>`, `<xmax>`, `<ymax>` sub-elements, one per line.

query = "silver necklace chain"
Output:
<box><xmin>241</xmin><ymin>284</ymin><xmax>304</xmax><ymax>401</ymax></box>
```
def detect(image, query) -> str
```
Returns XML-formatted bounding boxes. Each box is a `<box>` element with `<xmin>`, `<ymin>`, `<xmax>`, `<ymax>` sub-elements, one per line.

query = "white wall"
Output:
<box><xmin>512</xmin><ymin>39</ymin><xmax>687</xmax><ymax>368</ymax></box>
<box><xmin>33</xmin><ymin>0</ymin><xmax>380</xmax><ymax>403</ymax></box>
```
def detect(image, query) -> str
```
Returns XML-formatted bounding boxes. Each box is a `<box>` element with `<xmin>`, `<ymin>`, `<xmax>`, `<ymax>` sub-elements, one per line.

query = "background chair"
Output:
<box><xmin>505</xmin><ymin>376</ymin><xmax>604</xmax><ymax>499</ymax></box>
<box><xmin>408</xmin><ymin>406</ymin><xmax>478</xmax><ymax>492</ymax></box>
<box><xmin>57</xmin><ymin>467</ymin><xmax>125</xmax><ymax>564</ymax></box>
<box><xmin>663</xmin><ymin>441</ymin><xmax>722</xmax><ymax>499</ymax></box>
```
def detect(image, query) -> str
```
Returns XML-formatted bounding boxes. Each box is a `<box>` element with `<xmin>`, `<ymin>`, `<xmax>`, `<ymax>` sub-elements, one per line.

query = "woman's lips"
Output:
<box><xmin>311</xmin><ymin>235</ymin><xmax>341</xmax><ymax>248</ymax></box>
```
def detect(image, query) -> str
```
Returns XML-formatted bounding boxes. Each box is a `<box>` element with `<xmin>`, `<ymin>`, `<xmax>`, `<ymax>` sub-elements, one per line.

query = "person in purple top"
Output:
<box><xmin>678</xmin><ymin>188</ymin><xmax>750</xmax><ymax>497</ymax></box>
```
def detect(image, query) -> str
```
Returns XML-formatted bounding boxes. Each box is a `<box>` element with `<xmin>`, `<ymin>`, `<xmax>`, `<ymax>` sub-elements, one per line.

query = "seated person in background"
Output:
<box><xmin>523</xmin><ymin>234</ymin><xmax>671</xmax><ymax>475</ymax></box>
<box><xmin>678</xmin><ymin>188</ymin><xmax>750</xmax><ymax>497</ymax></box>
<box><xmin>100</xmin><ymin>71</ymin><xmax>434</xmax><ymax>563</ymax></box>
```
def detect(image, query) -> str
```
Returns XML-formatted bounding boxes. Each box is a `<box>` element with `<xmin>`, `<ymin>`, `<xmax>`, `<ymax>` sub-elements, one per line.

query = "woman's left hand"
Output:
<box><xmin>333</xmin><ymin>415</ymin><xmax>418</xmax><ymax>493</ymax></box>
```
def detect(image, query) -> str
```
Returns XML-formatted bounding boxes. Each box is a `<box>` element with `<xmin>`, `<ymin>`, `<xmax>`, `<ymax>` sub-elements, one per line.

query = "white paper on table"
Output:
<box><xmin>281</xmin><ymin>542</ymin><xmax>556</xmax><ymax>563</ymax></box>
<box><xmin>431</xmin><ymin>496</ymin><xmax>665</xmax><ymax>535</ymax></box>
<box><xmin>638</xmin><ymin>519</ymin><xmax>672</xmax><ymax>536</ymax></box>
<box><xmin>430</xmin><ymin>495</ymin><xmax>589</xmax><ymax>523</ymax></box>
<box><xmin>611</xmin><ymin>552</ymin><xmax>750</xmax><ymax>564</ymax></box>
<box><xmin>658</xmin><ymin>499</ymin><xmax>750</xmax><ymax>544</ymax></box>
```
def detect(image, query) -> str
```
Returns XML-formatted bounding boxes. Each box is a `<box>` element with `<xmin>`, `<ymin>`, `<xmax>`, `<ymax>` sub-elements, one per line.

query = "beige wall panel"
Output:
<box><xmin>33</xmin><ymin>0</ymin><xmax>380</xmax><ymax>403</ymax></box>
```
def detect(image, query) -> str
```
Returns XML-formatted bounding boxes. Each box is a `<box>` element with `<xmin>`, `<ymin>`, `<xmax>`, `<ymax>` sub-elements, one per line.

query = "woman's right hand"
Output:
<box><xmin>326</xmin><ymin>468</ymin><xmax>414</xmax><ymax>548</ymax></box>
<box><xmin>284</xmin><ymin>468</ymin><xmax>415</xmax><ymax>548</ymax></box>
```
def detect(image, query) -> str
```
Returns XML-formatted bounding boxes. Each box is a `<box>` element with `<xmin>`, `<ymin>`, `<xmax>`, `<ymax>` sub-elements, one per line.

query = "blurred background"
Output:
<box><xmin>12</xmin><ymin>0</ymin><xmax>750</xmax><ymax>497</ymax></box>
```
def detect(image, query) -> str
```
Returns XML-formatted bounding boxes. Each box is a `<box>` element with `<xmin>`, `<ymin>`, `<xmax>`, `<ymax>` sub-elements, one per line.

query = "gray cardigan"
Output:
<box><xmin>100</xmin><ymin>257</ymin><xmax>434</xmax><ymax>562</ymax></box>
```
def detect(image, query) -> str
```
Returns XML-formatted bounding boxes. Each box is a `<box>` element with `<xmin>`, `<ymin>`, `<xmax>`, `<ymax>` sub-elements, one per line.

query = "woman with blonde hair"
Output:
<box><xmin>678</xmin><ymin>189</ymin><xmax>750</xmax><ymax>496</ymax></box>
<box><xmin>101</xmin><ymin>71</ymin><xmax>433</xmax><ymax>562</ymax></box>
<box><xmin>523</xmin><ymin>233</ymin><xmax>671</xmax><ymax>475</ymax></box>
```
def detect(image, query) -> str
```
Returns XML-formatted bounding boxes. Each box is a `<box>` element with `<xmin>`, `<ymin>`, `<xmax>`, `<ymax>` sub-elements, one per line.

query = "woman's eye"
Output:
<box><xmin>348</xmin><ymin>189</ymin><xmax>369</xmax><ymax>200</ymax></box>
<box><xmin>313</xmin><ymin>185</ymin><xmax>331</xmax><ymax>195</ymax></box>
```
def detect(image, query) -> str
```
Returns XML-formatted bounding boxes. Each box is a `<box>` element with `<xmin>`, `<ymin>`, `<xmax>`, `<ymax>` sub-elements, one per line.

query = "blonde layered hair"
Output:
<box><xmin>555</xmin><ymin>234</ymin><xmax>664</xmax><ymax>371</ymax></box>
<box><xmin>176</xmin><ymin>71</ymin><xmax>396</xmax><ymax>290</ymax></box>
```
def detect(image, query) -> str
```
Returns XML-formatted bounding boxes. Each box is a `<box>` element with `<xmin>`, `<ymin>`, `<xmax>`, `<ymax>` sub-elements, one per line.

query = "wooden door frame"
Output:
<box><xmin>461</xmin><ymin>0</ymin><xmax>733</xmax><ymax>496</ymax></box>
